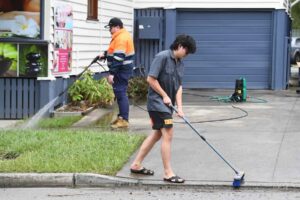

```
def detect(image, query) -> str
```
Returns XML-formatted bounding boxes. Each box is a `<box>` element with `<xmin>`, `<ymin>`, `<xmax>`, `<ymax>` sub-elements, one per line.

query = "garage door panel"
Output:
<box><xmin>194</xmin><ymin>34</ymin><xmax>271</xmax><ymax>42</ymax></box>
<box><xmin>196</xmin><ymin>35</ymin><xmax>271</xmax><ymax>42</ymax></box>
<box><xmin>177</xmin><ymin>27</ymin><xmax>271</xmax><ymax>34</ymax></box>
<box><xmin>184</xmin><ymin>61</ymin><xmax>270</xmax><ymax>69</ymax></box>
<box><xmin>184</xmin><ymin>74</ymin><xmax>269</xmax><ymax>82</ymax></box>
<box><xmin>178</xmin><ymin>11</ymin><xmax>272</xmax><ymax>20</ymax></box>
<box><xmin>184</xmin><ymin>67</ymin><xmax>269</xmax><ymax>75</ymax></box>
<box><xmin>197</xmin><ymin>55</ymin><xmax>271</xmax><ymax>62</ymax></box>
<box><xmin>201</xmin><ymin>47</ymin><xmax>270</xmax><ymax>55</ymax></box>
<box><xmin>188</xmin><ymin>54</ymin><xmax>270</xmax><ymax>60</ymax></box>
<box><xmin>177</xmin><ymin>11</ymin><xmax>272</xmax><ymax>89</ymax></box>
<box><xmin>200</xmin><ymin>41</ymin><xmax>271</xmax><ymax>47</ymax></box>
<box><xmin>177</xmin><ymin>20</ymin><xmax>271</xmax><ymax>27</ymax></box>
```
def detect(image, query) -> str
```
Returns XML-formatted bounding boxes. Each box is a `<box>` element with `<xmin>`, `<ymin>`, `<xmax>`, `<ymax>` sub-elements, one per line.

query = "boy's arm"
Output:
<box><xmin>147</xmin><ymin>75</ymin><xmax>171</xmax><ymax>105</ymax></box>
<box><xmin>175</xmin><ymin>86</ymin><xmax>184</xmax><ymax>117</ymax></box>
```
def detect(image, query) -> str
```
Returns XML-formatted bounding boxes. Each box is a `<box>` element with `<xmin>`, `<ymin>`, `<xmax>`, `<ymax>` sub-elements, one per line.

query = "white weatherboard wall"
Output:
<box><xmin>47</xmin><ymin>0</ymin><xmax>134</xmax><ymax>77</ymax></box>
<box><xmin>133</xmin><ymin>0</ymin><xmax>289</xmax><ymax>10</ymax></box>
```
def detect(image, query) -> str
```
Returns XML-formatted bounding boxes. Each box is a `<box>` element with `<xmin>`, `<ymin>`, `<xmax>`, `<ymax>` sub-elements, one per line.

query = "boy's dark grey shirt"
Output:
<box><xmin>147</xmin><ymin>49</ymin><xmax>184</xmax><ymax>114</ymax></box>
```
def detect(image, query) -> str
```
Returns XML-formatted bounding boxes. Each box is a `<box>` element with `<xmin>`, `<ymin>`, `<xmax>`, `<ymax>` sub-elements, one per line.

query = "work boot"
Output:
<box><xmin>110</xmin><ymin>117</ymin><xmax>129</xmax><ymax>129</ymax></box>
<box><xmin>111</xmin><ymin>116</ymin><xmax>122</xmax><ymax>125</ymax></box>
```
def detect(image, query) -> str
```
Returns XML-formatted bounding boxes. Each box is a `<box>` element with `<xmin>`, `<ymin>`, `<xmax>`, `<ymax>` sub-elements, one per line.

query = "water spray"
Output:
<box><xmin>23</xmin><ymin>55</ymin><xmax>107</xmax><ymax>129</ymax></box>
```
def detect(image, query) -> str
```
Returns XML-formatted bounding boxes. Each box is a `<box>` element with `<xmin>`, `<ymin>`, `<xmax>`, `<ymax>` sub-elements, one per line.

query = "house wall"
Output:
<box><xmin>133</xmin><ymin>0</ymin><xmax>290</xmax><ymax>10</ymax></box>
<box><xmin>47</xmin><ymin>0</ymin><xmax>134</xmax><ymax>77</ymax></box>
<box><xmin>38</xmin><ymin>0</ymin><xmax>135</xmax><ymax>116</ymax></box>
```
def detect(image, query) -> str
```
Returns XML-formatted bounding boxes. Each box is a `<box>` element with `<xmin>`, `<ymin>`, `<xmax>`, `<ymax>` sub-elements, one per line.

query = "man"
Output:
<box><xmin>130</xmin><ymin>35</ymin><xmax>196</xmax><ymax>183</ymax></box>
<box><xmin>102</xmin><ymin>17</ymin><xmax>135</xmax><ymax>129</ymax></box>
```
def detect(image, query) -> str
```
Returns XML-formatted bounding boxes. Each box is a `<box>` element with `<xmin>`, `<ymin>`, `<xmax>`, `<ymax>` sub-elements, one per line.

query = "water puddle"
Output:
<box><xmin>94</xmin><ymin>111</ymin><xmax>114</xmax><ymax>129</ymax></box>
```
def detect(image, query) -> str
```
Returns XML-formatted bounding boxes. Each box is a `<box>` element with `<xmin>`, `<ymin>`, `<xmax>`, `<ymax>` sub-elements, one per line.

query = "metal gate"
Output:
<box><xmin>134</xmin><ymin>9</ymin><xmax>165</xmax><ymax>74</ymax></box>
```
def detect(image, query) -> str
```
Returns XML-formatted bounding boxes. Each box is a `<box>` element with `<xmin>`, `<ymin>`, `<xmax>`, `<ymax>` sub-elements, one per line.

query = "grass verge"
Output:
<box><xmin>0</xmin><ymin>129</ymin><xmax>145</xmax><ymax>175</ymax></box>
<box><xmin>37</xmin><ymin>116</ymin><xmax>82</xmax><ymax>128</ymax></box>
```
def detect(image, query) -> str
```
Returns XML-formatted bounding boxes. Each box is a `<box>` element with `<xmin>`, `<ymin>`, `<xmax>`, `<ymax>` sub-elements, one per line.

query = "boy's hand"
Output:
<box><xmin>163</xmin><ymin>96</ymin><xmax>172</xmax><ymax>106</ymax></box>
<box><xmin>176</xmin><ymin>107</ymin><xmax>184</xmax><ymax>117</ymax></box>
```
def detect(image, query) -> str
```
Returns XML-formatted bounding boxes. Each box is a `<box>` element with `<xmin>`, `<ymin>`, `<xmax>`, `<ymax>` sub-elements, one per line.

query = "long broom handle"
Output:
<box><xmin>171</xmin><ymin>105</ymin><xmax>239</xmax><ymax>174</ymax></box>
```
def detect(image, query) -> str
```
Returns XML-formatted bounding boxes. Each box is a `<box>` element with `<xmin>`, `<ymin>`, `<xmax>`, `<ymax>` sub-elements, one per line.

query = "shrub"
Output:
<box><xmin>68</xmin><ymin>71</ymin><xmax>114</xmax><ymax>107</ymax></box>
<box><xmin>127</xmin><ymin>76</ymin><xmax>148</xmax><ymax>100</ymax></box>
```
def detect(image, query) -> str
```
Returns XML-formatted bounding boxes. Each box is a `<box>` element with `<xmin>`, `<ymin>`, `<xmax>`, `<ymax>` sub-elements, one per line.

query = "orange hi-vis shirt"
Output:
<box><xmin>107</xmin><ymin>28</ymin><xmax>135</xmax><ymax>75</ymax></box>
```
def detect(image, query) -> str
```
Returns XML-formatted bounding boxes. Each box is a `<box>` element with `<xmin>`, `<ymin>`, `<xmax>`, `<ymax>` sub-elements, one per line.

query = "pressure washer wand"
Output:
<box><xmin>57</xmin><ymin>56</ymin><xmax>105</xmax><ymax>98</ymax></box>
<box><xmin>171</xmin><ymin>105</ymin><xmax>240</xmax><ymax>175</ymax></box>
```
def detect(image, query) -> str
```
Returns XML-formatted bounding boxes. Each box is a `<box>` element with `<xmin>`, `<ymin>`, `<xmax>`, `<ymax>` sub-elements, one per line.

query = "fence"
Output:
<box><xmin>0</xmin><ymin>73</ymin><xmax>106</xmax><ymax>119</ymax></box>
<box><xmin>0</xmin><ymin>78</ymin><xmax>39</xmax><ymax>119</ymax></box>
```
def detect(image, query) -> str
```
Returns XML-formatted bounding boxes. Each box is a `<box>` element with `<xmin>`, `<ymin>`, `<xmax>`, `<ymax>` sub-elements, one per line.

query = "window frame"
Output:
<box><xmin>87</xmin><ymin>0</ymin><xmax>98</xmax><ymax>21</ymax></box>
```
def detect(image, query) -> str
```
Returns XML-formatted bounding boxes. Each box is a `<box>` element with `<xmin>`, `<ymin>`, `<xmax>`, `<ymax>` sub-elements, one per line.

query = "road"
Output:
<box><xmin>1</xmin><ymin>187</ymin><xmax>299</xmax><ymax>200</ymax></box>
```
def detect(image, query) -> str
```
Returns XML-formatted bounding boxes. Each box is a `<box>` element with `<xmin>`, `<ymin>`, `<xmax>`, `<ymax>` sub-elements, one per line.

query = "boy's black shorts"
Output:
<box><xmin>148</xmin><ymin>111</ymin><xmax>173</xmax><ymax>130</ymax></box>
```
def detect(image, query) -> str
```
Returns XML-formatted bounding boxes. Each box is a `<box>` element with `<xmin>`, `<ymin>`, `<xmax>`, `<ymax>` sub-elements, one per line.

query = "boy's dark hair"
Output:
<box><xmin>170</xmin><ymin>34</ymin><xmax>196</xmax><ymax>54</ymax></box>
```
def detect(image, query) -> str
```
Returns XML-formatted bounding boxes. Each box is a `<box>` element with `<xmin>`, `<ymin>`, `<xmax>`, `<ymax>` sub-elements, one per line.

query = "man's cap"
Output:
<box><xmin>104</xmin><ymin>17</ymin><xmax>123</xmax><ymax>28</ymax></box>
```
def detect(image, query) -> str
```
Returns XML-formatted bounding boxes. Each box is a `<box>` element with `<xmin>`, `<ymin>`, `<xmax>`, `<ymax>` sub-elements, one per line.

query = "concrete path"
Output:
<box><xmin>118</xmin><ymin>89</ymin><xmax>300</xmax><ymax>187</ymax></box>
<box><xmin>0</xmin><ymin>120</ymin><xmax>19</xmax><ymax>129</ymax></box>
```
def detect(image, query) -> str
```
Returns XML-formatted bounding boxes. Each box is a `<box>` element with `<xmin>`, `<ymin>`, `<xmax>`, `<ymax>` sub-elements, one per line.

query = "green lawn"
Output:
<box><xmin>37</xmin><ymin>116</ymin><xmax>82</xmax><ymax>128</ymax></box>
<box><xmin>0</xmin><ymin>129</ymin><xmax>145</xmax><ymax>175</ymax></box>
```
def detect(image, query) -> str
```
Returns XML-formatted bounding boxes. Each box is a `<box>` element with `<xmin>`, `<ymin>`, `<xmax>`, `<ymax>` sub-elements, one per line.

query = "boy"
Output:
<box><xmin>130</xmin><ymin>34</ymin><xmax>196</xmax><ymax>183</ymax></box>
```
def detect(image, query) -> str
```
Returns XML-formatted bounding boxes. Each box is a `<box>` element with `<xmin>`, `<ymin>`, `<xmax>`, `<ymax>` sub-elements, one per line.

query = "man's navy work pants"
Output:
<box><xmin>112</xmin><ymin>73</ymin><xmax>131</xmax><ymax>121</ymax></box>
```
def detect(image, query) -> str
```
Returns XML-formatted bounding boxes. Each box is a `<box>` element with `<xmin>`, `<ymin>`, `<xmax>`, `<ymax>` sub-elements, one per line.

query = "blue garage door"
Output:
<box><xmin>177</xmin><ymin>11</ymin><xmax>273</xmax><ymax>89</ymax></box>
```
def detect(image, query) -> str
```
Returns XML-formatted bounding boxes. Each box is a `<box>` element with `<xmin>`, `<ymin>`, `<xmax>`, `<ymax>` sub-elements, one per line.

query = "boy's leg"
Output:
<box><xmin>131</xmin><ymin>130</ymin><xmax>162</xmax><ymax>169</ymax></box>
<box><xmin>160</xmin><ymin>127</ymin><xmax>175</xmax><ymax>178</ymax></box>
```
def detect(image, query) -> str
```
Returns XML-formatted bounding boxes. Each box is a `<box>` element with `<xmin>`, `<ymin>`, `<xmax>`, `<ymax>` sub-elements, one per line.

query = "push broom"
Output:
<box><xmin>170</xmin><ymin>105</ymin><xmax>245</xmax><ymax>188</ymax></box>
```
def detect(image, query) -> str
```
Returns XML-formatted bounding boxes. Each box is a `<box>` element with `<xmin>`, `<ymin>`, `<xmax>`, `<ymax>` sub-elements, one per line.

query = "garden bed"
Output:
<box><xmin>52</xmin><ymin>103</ymin><xmax>95</xmax><ymax>117</ymax></box>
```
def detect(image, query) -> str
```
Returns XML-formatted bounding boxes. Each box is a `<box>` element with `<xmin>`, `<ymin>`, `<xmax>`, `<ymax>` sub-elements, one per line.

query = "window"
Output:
<box><xmin>0</xmin><ymin>0</ymin><xmax>44</xmax><ymax>40</ymax></box>
<box><xmin>87</xmin><ymin>0</ymin><xmax>98</xmax><ymax>21</ymax></box>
